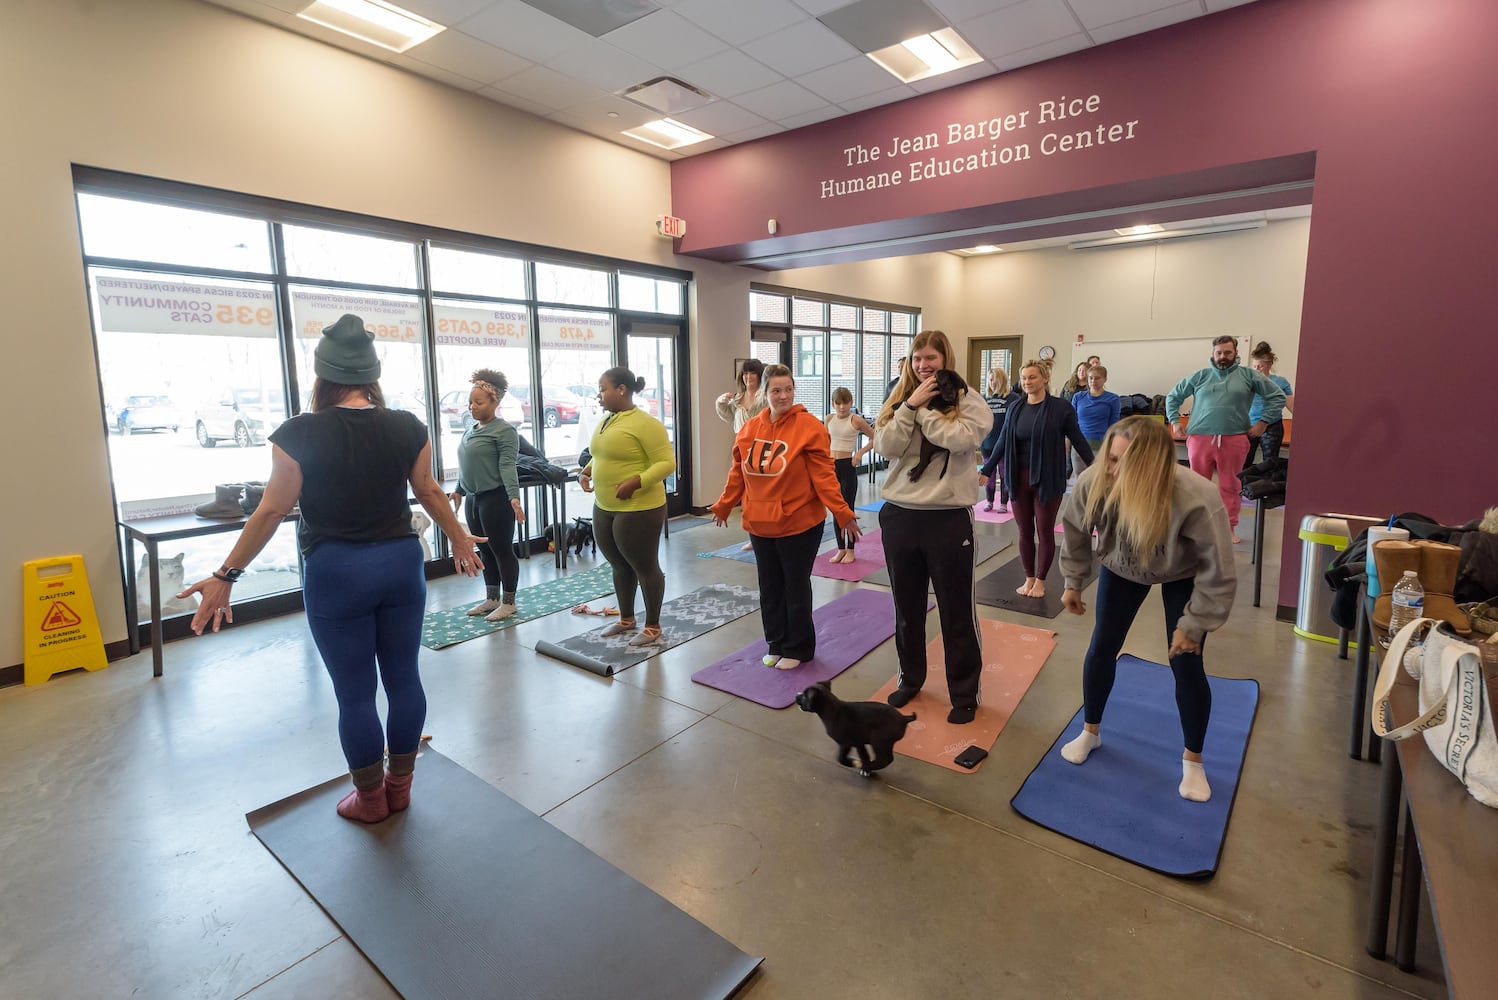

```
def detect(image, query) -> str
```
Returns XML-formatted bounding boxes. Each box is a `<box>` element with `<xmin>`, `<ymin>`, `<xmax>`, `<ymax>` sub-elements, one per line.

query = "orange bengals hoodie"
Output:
<box><xmin>711</xmin><ymin>404</ymin><xmax>858</xmax><ymax>538</ymax></box>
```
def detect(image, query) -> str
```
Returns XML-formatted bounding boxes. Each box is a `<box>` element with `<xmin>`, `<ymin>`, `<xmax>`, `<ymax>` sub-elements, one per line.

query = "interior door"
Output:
<box><xmin>967</xmin><ymin>336</ymin><xmax>1023</xmax><ymax>394</ymax></box>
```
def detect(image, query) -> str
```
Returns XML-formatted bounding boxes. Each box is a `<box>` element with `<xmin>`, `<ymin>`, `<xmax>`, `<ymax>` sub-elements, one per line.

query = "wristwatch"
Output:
<box><xmin>213</xmin><ymin>566</ymin><xmax>246</xmax><ymax>583</ymax></box>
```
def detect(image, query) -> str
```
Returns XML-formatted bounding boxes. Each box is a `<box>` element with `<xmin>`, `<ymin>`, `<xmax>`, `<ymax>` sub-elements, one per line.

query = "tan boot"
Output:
<box><xmin>1372</xmin><ymin>540</ymin><xmax>1422</xmax><ymax>633</ymax></box>
<box><xmin>1414</xmin><ymin>539</ymin><xmax>1471</xmax><ymax>635</ymax></box>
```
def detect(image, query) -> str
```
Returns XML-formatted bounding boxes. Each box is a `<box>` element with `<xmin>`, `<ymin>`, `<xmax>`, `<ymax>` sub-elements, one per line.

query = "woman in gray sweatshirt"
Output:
<box><xmin>1057</xmin><ymin>416</ymin><xmax>1236</xmax><ymax>802</ymax></box>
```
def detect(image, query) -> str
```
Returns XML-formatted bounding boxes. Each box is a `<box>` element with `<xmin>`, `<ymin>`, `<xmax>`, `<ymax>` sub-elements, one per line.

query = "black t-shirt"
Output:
<box><xmin>1012</xmin><ymin>399</ymin><xmax>1046</xmax><ymax>460</ymax></box>
<box><xmin>269</xmin><ymin>407</ymin><xmax>428</xmax><ymax>556</ymax></box>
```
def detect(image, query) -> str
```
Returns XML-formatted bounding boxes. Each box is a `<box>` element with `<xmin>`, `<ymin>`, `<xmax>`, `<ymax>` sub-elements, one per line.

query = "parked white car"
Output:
<box><xmin>195</xmin><ymin>388</ymin><xmax>285</xmax><ymax>448</ymax></box>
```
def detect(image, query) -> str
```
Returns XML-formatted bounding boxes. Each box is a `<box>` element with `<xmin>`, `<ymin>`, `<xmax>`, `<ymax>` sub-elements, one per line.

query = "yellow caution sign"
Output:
<box><xmin>23</xmin><ymin>554</ymin><xmax>108</xmax><ymax>686</ymax></box>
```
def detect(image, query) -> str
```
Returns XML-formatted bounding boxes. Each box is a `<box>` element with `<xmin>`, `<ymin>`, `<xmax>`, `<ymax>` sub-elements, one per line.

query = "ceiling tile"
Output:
<box><xmin>907</xmin><ymin>60</ymin><xmax>997</xmax><ymax>93</ymax></box>
<box><xmin>673</xmin><ymin>0</ymin><xmax>809</xmax><ymax>45</ymax></box>
<box><xmin>732</xmin><ymin>79</ymin><xmax>830</xmax><ymax>119</ymax></box>
<box><xmin>672</xmin><ymin>101</ymin><xmax>770</xmax><ymax>135</ymax></box>
<box><xmin>780</xmin><ymin>105</ymin><xmax>847</xmax><ymax>130</ymax></box>
<box><xmin>460</xmin><ymin>0</ymin><xmax>596</xmax><ymax>61</ymax></box>
<box><xmin>202</xmin><ymin>0</ymin><xmax>296</xmax><ymax>22</ymax></box>
<box><xmin>1088</xmin><ymin>1</ymin><xmax>1203</xmax><ymax>44</ymax></box>
<box><xmin>404</xmin><ymin>29</ymin><xmax>533</xmax><ymax>84</ymax></box>
<box><xmin>741</xmin><ymin>20</ymin><xmax>859</xmax><ymax>77</ymax></box>
<box><xmin>794</xmin><ymin>55</ymin><xmax>899</xmax><ymax>105</ymax></box>
<box><xmin>391</xmin><ymin>54</ymin><xmax>487</xmax><ymax>91</ymax></box>
<box><xmin>550</xmin><ymin>35</ymin><xmax>664</xmax><ymax>91</ymax></box>
<box><xmin>838</xmin><ymin>84</ymin><xmax>918</xmax><ymax>112</ymax></box>
<box><xmin>486</xmin><ymin>64</ymin><xmax>607</xmax><ymax>111</ymax></box>
<box><xmin>991</xmin><ymin>31</ymin><xmax>1091</xmax><ymax>71</ymax></box>
<box><xmin>673</xmin><ymin>48</ymin><xmax>783</xmax><ymax>98</ymax></box>
<box><xmin>604</xmin><ymin>10</ymin><xmax>731</xmax><ymax>69</ymax></box>
<box><xmin>1067</xmin><ymin>0</ymin><xmax>1181</xmax><ymax>30</ymax></box>
<box><xmin>396</xmin><ymin>0</ymin><xmax>495</xmax><ymax>26</ymax></box>
<box><xmin>789</xmin><ymin>0</ymin><xmax>849</xmax><ymax>15</ymax></box>
<box><xmin>548</xmin><ymin>93</ymin><xmax>659</xmax><ymax>130</ymax></box>
<box><xmin>960</xmin><ymin>0</ymin><xmax>1083</xmax><ymax>58</ymax></box>
<box><xmin>724</xmin><ymin>122</ymin><xmax>787</xmax><ymax>142</ymax></box>
<box><xmin>927</xmin><ymin>0</ymin><xmax>1024</xmax><ymax>22</ymax></box>
<box><xmin>476</xmin><ymin>85</ymin><xmax>559</xmax><ymax>116</ymax></box>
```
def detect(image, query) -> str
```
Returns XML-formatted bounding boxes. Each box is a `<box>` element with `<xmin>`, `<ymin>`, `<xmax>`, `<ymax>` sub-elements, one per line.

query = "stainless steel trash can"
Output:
<box><xmin>1295</xmin><ymin>514</ymin><xmax>1351</xmax><ymax>644</ymax></box>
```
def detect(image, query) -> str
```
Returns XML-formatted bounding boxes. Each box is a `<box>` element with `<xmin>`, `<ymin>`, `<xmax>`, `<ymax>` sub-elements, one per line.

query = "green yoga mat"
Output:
<box><xmin>422</xmin><ymin>564</ymin><xmax>617</xmax><ymax>650</ymax></box>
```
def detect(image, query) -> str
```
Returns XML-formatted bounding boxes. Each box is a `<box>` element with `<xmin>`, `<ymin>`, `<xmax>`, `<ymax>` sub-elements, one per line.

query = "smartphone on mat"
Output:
<box><xmin>954</xmin><ymin>745</ymin><xmax>988</xmax><ymax>769</ymax></box>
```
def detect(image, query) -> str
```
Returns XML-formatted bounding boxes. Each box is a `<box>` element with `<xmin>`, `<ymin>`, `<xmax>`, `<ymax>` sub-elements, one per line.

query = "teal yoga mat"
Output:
<box><xmin>421</xmin><ymin>563</ymin><xmax>616</xmax><ymax>650</ymax></box>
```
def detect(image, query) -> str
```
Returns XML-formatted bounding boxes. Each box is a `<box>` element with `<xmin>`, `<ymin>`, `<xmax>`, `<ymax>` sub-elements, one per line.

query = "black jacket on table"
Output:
<box><xmin>982</xmin><ymin>394</ymin><xmax>1094</xmax><ymax>505</ymax></box>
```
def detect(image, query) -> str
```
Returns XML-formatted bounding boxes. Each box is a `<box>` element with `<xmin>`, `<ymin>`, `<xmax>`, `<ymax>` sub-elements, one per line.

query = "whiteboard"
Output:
<box><xmin>1070</xmin><ymin>337</ymin><xmax>1247</xmax><ymax>399</ymax></box>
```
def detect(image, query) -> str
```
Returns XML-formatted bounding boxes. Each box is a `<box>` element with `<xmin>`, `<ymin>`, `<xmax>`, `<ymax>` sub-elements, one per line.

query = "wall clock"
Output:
<box><xmin>1038</xmin><ymin>345</ymin><xmax>1056</xmax><ymax>361</ymax></box>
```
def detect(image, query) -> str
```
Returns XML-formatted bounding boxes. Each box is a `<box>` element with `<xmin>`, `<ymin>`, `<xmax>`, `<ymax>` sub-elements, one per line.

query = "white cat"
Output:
<box><xmin>136</xmin><ymin>552</ymin><xmax>200</xmax><ymax>619</ymax></box>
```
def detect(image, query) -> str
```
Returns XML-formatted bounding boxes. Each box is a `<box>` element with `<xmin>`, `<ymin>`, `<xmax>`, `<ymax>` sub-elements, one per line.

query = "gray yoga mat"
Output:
<box><xmin>974</xmin><ymin>556</ymin><xmax>1097</xmax><ymax>619</ymax></box>
<box><xmin>536</xmin><ymin>583</ymin><xmax>759</xmax><ymax>676</ymax></box>
<box><xmin>861</xmin><ymin>526</ymin><xmax>1011</xmax><ymax>590</ymax></box>
<box><xmin>247</xmin><ymin>747</ymin><xmax>761</xmax><ymax>1000</ymax></box>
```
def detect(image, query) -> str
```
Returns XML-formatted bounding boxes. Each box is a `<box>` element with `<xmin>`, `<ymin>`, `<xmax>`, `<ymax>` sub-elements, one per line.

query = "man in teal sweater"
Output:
<box><xmin>1165</xmin><ymin>336</ymin><xmax>1285</xmax><ymax>542</ymax></box>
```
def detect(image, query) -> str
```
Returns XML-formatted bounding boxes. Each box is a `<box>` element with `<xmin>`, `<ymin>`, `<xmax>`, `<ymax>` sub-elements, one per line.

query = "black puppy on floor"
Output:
<box><xmin>796</xmin><ymin>681</ymin><xmax>916</xmax><ymax>777</ymax></box>
<box><xmin>907</xmin><ymin>369</ymin><xmax>968</xmax><ymax>482</ymax></box>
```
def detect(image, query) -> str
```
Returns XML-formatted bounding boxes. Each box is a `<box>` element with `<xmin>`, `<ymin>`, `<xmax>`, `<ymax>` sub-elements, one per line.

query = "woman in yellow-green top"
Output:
<box><xmin>579</xmin><ymin>366</ymin><xmax>676</xmax><ymax>647</ymax></box>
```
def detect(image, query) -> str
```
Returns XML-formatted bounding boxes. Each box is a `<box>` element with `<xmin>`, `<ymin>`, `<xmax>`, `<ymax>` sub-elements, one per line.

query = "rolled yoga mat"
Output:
<box><xmin>691</xmin><ymin>588</ymin><xmax>929</xmax><ymax>709</ymax></box>
<box><xmin>422</xmin><ymin>563</ymin><xmax>617</xmax><ymax>650</ymax></box>
<box><xmin>1010</xmin><ymin>654</ymin><xmax>1259</xmax><ymax>879</ymax></box>
<box><xmin>972</xmin><ymin>556</ymin><xmax>1095</xmax><ymax>620</ymax></box>
<box><xmin>867</xmin><ymin>618</ymin><xmax>1057</xmax><ymax>773</ymax></box>
<box><xmin>860</xmin><ymin>525</ymin><xmax>1010</xmax><ymax>590</ymax></box>
<box><xmin>536</xmin><ymin>583</ymin><xmax>759</xmax><ymax>676</ymax></box>
<box><xmin>247</xmin><ymin>747</ymin><xmax>761</xmax><ymax>999</ymax></box>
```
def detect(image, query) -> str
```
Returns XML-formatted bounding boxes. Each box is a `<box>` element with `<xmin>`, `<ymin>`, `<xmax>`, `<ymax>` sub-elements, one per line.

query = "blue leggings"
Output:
<box><xmin>303</xmin><ymin>536</ymin><xmax>427</xmax><ymax>770</ymax></box>
<box><xmin>1082</xmin><ymin>567</ymin><xmax>1212</xmax><ymax>753</ymax></box>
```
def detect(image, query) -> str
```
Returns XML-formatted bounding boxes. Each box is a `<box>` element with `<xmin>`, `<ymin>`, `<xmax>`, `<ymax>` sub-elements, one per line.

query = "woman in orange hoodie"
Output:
<box><xmin>712</xmin><ymin>365</ymin><xmax>861</xmax><ymax>669</ymax></box>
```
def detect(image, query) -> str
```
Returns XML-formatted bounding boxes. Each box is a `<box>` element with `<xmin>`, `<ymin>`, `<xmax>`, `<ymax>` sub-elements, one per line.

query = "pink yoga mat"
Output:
<box><xmin>810</xmin><ymin>529</ymin><xmax>885</xmax><ymax>582</ymax></box>
<box><xmin>971</xmin><ymin>502</ymin><xmax>1065</xmax><ymax>532</ymax></box>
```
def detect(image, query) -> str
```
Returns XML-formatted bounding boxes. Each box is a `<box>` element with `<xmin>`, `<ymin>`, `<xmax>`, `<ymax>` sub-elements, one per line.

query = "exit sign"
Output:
<box><xmin>656</xmin><ymin>214</ymin><xmax>686</xmax><ymax>239</ymax></box>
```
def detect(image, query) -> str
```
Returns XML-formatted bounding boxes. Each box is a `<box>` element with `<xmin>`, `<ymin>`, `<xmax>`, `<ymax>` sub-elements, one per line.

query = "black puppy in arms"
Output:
<box><xmin>796</xmin><ymin>681</ymin><xmax>916</xmax><ymax>777</ymax></box>
<box><xmin>906</xmin><ymin>369</ymin><xmax>968</xmax><ymax>482</ymax></box>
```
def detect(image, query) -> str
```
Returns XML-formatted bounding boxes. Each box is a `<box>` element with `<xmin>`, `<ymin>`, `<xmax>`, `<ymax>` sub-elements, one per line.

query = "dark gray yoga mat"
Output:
<box><xmin>536</xmin><ymin>583</ymin><xmax>759</xmax><ymax>676</ymax></box>
<box><xmin>247</xmin><ymin>747</ymin><xmax>761</xmax><ymax>1000</ymax></box>
<box><xmin>974</xmin><ymin>556</ymin><xmax>1096</xmax><ymax>619</ymax></box>
<box><xmin>860</xmin><ymin>526</ymin><xmax>1011</xmax><ymax>590</ymax></box>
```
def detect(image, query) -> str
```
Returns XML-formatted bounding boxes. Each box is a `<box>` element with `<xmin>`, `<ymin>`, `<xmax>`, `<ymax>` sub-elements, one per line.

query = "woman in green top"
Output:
<box><xmin>448</xmin><ymin>369</ymin><xmax>525</xmax><ymax>621</ymax></box>
<box><xmin>579</xmin><ymin>366</ymin><xmax>676</xmax><ymax>647</ymax></box>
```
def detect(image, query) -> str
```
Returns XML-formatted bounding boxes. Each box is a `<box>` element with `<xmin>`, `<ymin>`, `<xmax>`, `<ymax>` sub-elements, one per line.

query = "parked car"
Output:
<box><xmin>509</xmin><ymin>385</ymin><xmax>587</xmax><ymax>428</ymax></box>
<box><xmin>113</xmin><ymin>394</ymin><xmax>180</xmax><ymax>434</ymax></box>
<box><xmin>195</xmin><ymin>388</ymin><xmax>285</xmax><ymax>448</ymax></box>
<box><xmin>440</xmin><ymin>388</ymin><xmax>522</xmax><ymax>430</ymax></box>
<box><xmin>567</xmin><ymin>383</ymin><xmax>600</xmax><ymax>403</ymax></box>
<box><xmin>637</xmin><ymin>387</ymin><xmax>674</xmax><ymax>421</ymax></box>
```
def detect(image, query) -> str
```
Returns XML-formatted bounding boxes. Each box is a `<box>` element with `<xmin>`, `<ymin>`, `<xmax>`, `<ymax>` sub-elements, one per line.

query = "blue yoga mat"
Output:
<box><xmin>697</xmin><ymin>523</ymin><xmax>835</xmax><ymax>563</ymax></box>
<box><xmin>1010</xmin><ymin>655</ymin><xmax>1259</xmax><ymax>879</ymax></box>
<box><xmin>855</xmin><ymin>500</ymin><xmax>885</xmax><ymax>513</ymax></box>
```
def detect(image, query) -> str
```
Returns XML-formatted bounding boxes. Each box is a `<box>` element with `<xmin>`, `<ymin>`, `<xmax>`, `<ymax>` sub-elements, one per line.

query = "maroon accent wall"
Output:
<box><xmin>670</xmin><ymin>0</ymin><xmax>1498</xmax><ymax>606</ymax></box>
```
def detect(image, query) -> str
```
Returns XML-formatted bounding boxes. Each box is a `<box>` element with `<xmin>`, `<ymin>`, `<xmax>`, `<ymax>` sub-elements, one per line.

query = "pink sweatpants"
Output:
<box><xmin>1186</xmin><ymin>433</ymin><xmax>1251</xmax><ymax>529</ymax></box>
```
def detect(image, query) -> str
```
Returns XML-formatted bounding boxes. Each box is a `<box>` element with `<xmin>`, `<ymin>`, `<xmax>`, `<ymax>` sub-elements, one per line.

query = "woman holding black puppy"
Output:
<box><xmin>874</xmin><ymin>331</ymin><xmax>992</xmax><ymax>724</ymax></box>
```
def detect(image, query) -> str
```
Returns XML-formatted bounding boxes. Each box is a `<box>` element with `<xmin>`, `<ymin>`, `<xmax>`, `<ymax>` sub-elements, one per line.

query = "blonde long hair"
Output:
<box><xmin>877</xmin><ymin>330</ymin><xmax>957</xmax><ymax>427</ymax></box>
<box><xmin>1080</xmin><ymin>416</ymin><xmax>1176</xmax><ymax>557</ymax></box>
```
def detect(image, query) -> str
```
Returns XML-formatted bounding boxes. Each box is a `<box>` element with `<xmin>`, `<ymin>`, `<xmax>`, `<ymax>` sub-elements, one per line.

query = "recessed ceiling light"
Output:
<box><xmin>621</xmin><ymin>117</ymin><xmax>714</xmax><ymax>151</ymax></box>
<box><xmin>1113</xmin><ymin>224</ymin><xmax>1164</xmax><ymax>236</ymax></box>
<box><xmin>297</xmin><ymin>0</ymin><xmax>444</xmax><ymax>53</ymax></box>
<box><xmin>868</xmin><ymin>28</ymin><xmax>981</xmax><ymax>84</ymax></box>
<box><xmin>950</xmin><ymin>245</ymin><xmax>1003</xmax><ymax>256</ymax></box>
<box><xmin>607</xmin><ymin>111</ymin><xmax>620</xmax><ymax>118</ymax></box>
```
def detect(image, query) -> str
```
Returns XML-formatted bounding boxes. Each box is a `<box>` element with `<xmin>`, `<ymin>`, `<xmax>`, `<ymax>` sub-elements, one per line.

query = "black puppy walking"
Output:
<box><xmin>796</xmin><ymin>681</ymin><xmax>916</xmax><ymax>777</ymax></box>
<box><xmin>907</xmin><ymin>369</ymin><xmax>968</xmax><ymax>482</ymax></box>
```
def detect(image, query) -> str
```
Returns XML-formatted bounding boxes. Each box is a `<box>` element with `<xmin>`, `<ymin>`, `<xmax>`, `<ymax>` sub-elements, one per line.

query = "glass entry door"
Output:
<box><xmin>624</xmin><ymin>320</ymin><xmax>688</xmax><ymax>515</ymax></box>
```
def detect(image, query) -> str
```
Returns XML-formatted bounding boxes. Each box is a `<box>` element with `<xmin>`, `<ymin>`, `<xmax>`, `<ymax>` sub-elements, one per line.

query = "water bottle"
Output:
<box><xmin>1387</xmin><ymin>570</ymin><xmax>1424</xmax><ymax>643</ymax></box>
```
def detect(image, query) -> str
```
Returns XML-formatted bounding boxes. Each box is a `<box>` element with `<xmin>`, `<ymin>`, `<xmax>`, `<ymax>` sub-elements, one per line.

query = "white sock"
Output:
<box><xmin>775</xmin><ymin>658</ymin><xmax>802</xmax><ymax>670</ymax></box>
<box><xmin>1061</xmin><ymin>729</ymin><xmax>1101</xmax><ymax>764</ymax></box>
<box><xmin>484</xmin><ymin>603</ymin><xmax>517</xmax><ymax>622</ymax></box>
<box><xmin>1180</xmin><ymin>759</ymin><xmax>1212</xmax><ymax>802</ymax></box>
<box><xmin>761</xmin><ymin>654</ymin><xmax>782</xmax><ymax>667</ymax></box>
<box><xmin>467</xmin><ymin>599</ymin><xmax>501</xmax><ymax>616</ymax></box>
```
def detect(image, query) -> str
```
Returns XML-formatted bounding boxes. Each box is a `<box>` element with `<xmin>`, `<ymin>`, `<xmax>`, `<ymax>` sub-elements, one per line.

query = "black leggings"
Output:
<box><xmin>593</xmin><ymin>504</ymin><xmax>666</xmax><ymax>626</ymax></box>
<box><xmin>1010</xmin><ymin>465</ymin><xmax>1061</xmax><ymax>579</ymax></box>
<box><xmin>750</xmin><ymin>521</ymin><xmax>824</xmax><ymax>660</ymax></box>
<box><xmin>465</xmin><ymin>488</ymin><xmax>518</xmax><ymax>593</ymax></box>
<box><xmin>1082</xmin><ymin>567</ymin><xmax>1212</xmax><ymax>753</ymax></box>
<box><xmin>1243</xmin><ymin>419</ymin><xmax>1286</xmax><ymax>468</ymax></box>
<box><xmin>833</xmin><ymin>458</ymin><xmax>858</xmax><ymax>550</ymax></box>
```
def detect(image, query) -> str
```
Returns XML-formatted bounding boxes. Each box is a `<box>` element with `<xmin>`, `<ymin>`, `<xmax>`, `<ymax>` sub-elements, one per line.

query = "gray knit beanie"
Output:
<box><xmin>315</xmin><ymin>314</ymin><xmax>381</xmax><ymax>384</ymax></box>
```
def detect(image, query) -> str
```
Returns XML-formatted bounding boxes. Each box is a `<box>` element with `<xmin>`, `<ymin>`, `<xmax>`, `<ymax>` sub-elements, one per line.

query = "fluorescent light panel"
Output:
<box><xmin>1071</xmin><ymin>220</ymin><xmax>1266</xmax><ymax>250</ymax></box>
<box><xmin>1114</xmin><ymin>224</ymin><xmax>1164</xmax><ymax>235</ymax></box>
<box><xmin>868</xmin><ymin>29</ymin><xmax>981</xmax><ymax>84</ymax></box>
<box><xmin>950</xmin><ymin>245</ymin><xmax>1003</xmax><ymax>256</ymax></box>
<box><xmin>297</xmin><ymin>0</ymin><xmax>444</xmax><ymax>53</ymax></box>
<box><xmin>621</xmin><ymin>117</ymin><xmax>714</xmax><ymax>150</ymax></box>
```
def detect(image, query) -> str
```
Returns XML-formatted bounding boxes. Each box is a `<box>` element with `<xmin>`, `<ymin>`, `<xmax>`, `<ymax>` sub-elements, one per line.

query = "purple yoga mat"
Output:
<box><xmin>810</xmin><ymin>529</ymin><xmax>885</xmax><ymax>582</ymax></box>
<box><xmin>691</xmin><ymin>589</ymin><xmax>930</xmax><ymax>709</ymax></box>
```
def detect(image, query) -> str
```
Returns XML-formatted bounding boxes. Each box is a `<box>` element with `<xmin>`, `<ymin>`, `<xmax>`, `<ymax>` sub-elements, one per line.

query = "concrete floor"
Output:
<box><xmin>0</xmin><ymin>487</ymin><xmax>1446</xmax><ymax>999</ymax></box>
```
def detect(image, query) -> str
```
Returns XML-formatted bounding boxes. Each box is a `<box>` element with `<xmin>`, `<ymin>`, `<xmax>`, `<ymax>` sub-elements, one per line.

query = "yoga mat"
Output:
<box><xmin>810</xmin><ymin>529</ymin><xmax>886</xmax><ymax>581</ymax></box>
<box><xmin>696</xmin><ymin>523</ymin><xmax>836</xmax><ymax>563</ymax></box>
<box><xmin>1010</xmin><ymin>655</ymin><xmax>1259</xmax><ymax>879</ymax></box>
<box><xmin>690</xmin><ymin>589</ymin><xmax>931</xmax><ymax>709</ymax></box>
<box><xmin>536</xmin><ymin>583</ymin><xmax>759</xmax><ymax>676</ymax></box>
<box><xmin>856</xmin><ymin>500</ymin><xmax>885</xmax><ymax>513</ymax></box>
<box><xmin>973</xmin><ymin>556</ymin><xmax>1094</xmax><ymax>620</ymax></box>
<box><xmin>422</xmin><ymin>564</ymin><xmax>617</xmax><ymax>650</ymax></box>
<box><xmin>868</xmin><ymin>618</ymin><xmax>1057</xmax><ymax>773</ymax></box>
<box><xmin>973</xmin><ymin>502</ymin><xmax>1013</xmax><ymax>525</ymax></box>
<box><xmin>247</xmin><ymin>747</ymin><xmax>761</xmax><ymax>998</ymax></box>
<box><xmin>860</xmin><ymin>528</ymin><xmax>1010</xmax><ymax>590</ymax></box>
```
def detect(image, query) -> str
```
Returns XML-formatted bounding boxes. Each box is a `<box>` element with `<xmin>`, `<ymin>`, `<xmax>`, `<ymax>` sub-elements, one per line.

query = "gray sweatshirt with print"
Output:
<box><xmin>874</xmin><ymin>390</ymin><xmax>991</xmax><ymax>509</ymax></box>
<box><xmin>1058</xmin><ymin>464</ymin><xmax>1237</xmax><ymax>639</ymax></box>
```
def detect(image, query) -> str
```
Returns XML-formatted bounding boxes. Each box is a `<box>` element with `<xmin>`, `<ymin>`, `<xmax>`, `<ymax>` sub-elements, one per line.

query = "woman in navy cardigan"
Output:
<box><xmin>981</xmin><ymin>360</ymin><xmax>1094</xmax><ymax>598</ymax></box>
